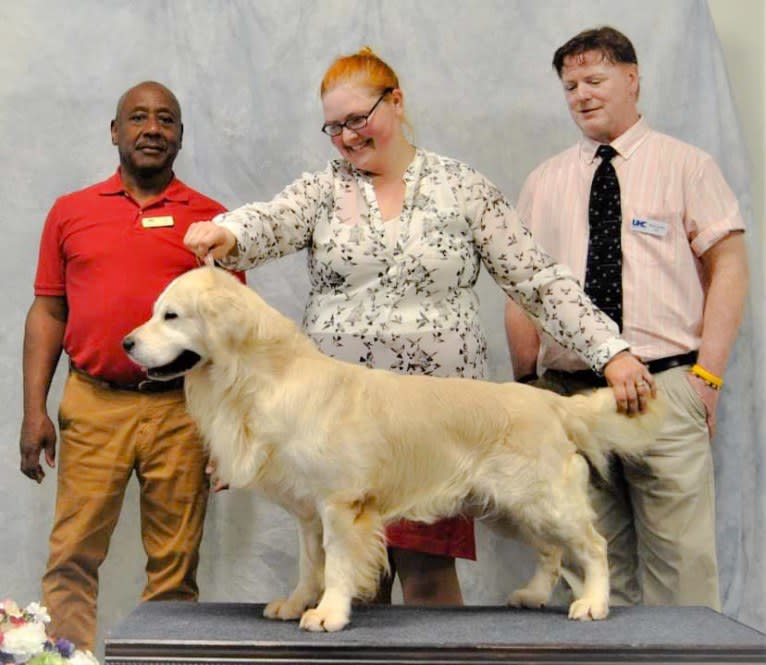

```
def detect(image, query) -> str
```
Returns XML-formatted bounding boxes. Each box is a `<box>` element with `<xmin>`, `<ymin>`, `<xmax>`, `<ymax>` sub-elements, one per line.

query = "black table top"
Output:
<box><xmin>104</xmin><ymin>602</ymin><xmax>766</xmax><ymax>664</ymax></box>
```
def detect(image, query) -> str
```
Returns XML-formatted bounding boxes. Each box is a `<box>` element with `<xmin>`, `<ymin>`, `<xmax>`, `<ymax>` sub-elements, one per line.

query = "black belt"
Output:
<box><xmin>71</xmin><ymin>366</ymin><xmax>184</xmax><ymax>393</ymax></box>
<box><xmin>542</xmin><ymin>351</ymin><xmax>698</xmax><ymax>388</ymax></box>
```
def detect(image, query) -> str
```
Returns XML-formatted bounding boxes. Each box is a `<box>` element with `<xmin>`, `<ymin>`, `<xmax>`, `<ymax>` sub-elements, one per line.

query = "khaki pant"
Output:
<box><xmin>535</xmin><ymin>365</ymin><xmax>720</xmax><ymax>610</ymax></box>
<box><xmin>42</xmin><ymin>372</ymin><xmax>210</xmax><ymax>651</ymax></box>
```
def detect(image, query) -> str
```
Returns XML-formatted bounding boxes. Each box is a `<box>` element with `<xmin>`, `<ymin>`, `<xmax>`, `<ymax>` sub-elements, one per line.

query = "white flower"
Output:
<box><xmin>0</xmin><ymin>599</ymin><xmax>100</xmax><ymax>665</ymax></box>
<box><xmin>24</xmin><ymin>603</ymin><xmax>51</xmax><ymax>625</ymax></box>
<box><xmin>2</xmin><ymin>621</ymin><xmax>47</xmax><ymax>662</ymax></box>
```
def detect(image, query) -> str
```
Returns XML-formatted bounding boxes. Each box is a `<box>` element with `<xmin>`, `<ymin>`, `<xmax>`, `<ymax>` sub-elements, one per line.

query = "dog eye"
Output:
<box><xmin>164</xmin><ymin>311</ymin><xmax>178</xmax><ymax>320</ymax></box>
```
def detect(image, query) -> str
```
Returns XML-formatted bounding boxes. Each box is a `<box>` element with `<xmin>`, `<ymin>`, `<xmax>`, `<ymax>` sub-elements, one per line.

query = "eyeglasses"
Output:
<box><xmin>321</xmin><ymin>88</ymin><xmax>394</xmax><ymax>137</ymax></box>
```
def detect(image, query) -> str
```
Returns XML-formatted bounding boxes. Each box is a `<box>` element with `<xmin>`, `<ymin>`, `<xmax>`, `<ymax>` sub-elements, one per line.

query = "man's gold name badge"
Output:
<box><xmin>141</xmin><ymin>216</ymin><xmax>175</xmax><ymax>228</ymax></box>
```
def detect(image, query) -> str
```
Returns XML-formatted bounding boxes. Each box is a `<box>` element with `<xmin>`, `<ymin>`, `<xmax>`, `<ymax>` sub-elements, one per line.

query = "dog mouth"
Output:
<box><xmin>146</xmin><ymin>349</ymin><xmax>202</xmax><ymax>379</ymax></box>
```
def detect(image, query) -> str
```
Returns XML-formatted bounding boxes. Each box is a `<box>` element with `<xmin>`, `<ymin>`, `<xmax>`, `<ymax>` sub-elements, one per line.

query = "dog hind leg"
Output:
<box><xmin>265</xmin><ymin>516</ymin><xmax>324</xmax><ymax>621</ymax></box>
<box><xmin>559</xmin><ymin>454</ymin><xmax>610</xmax><ymax>620</ymax></box>
<box><xmin>490</xmin><ymin>452</ymin><xmax>609</xmax><ymax>620</ymax></box>
<box><xmin>482</xmin><ymin>512</ymin><xmax>562</xmax><ymax>609</ymax></box>
<box><xmin>300</xmin><ymin>496</ymin><xmax>387</xmax><ymax>632</ymax></box>
<box><xmin>511</xmin><ymin>513</ymin><xmax>608</xmax><ymax>620</ymax></box>
<box><xmin>508</xmin><ymin>544</ymin><xmax>563</xmax><ymax>609</ymax></box>
<box><xmin>562</xmin><ymin>521</ymin><xmax>609</xmax><ymax>621</ymax></box>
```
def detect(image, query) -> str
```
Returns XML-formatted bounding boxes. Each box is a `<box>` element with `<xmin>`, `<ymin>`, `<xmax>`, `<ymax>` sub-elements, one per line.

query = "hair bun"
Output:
<box><xmin>321</xmin><ymin>46</ymin><xmax>399</xmax><ymax>96</ymax></box>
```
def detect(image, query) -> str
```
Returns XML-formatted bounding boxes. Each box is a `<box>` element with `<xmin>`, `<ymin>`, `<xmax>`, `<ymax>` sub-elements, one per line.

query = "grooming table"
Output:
<box><xmin>104</xmin><ymin>601</ymin><xmax>766</xmax><ymax>664</ymax></box>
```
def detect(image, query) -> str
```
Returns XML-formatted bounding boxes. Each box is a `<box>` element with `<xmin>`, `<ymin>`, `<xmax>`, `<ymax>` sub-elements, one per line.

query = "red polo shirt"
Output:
<box><xmin>34</xmin><ymin>170</ymin><xmax>243</xmax><ymax>384</ymax></box>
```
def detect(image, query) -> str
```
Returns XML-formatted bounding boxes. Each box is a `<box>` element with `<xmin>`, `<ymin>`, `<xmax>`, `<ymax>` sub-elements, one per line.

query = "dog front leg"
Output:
<box><xmin>299</xmin><ymin>497</ymin><xmax>386</xmax><ymax>632</ymax></box>
<box><xmin>264</xmin><ymin>516</ymin><xmax>324</xmax><ymax>621</ymax></box>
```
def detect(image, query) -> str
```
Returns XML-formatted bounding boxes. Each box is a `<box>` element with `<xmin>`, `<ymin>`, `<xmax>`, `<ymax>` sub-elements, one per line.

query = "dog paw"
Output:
<box><xmin>299</xmin><ymin>607</ymin><xmax>350</xmax><ymax>632</ymax></box>
<box><xmin>507</xmin><ymin>588</ymin><xmax>548</xmax><ymax>609</ymax></box>
<box><xmin>264</xmin><ymin>598</ymin><xmax>305</xmax><ymax>621</ymax></box>
<box><xmin>568</xmin><ymin>597</ymin><xmax>609</xmax><ymax>621</ymax></box>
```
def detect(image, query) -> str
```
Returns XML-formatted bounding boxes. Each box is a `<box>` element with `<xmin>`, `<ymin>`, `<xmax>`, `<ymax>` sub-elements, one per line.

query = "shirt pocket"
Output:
<box><xmin>622</xmin><ymin>205</ymin><xmax>684</xmax><ymax>270</ymax></box>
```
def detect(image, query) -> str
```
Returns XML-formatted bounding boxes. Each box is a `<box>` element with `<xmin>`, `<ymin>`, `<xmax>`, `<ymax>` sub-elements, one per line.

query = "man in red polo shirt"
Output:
<box><xmin>19</xmin><ymin>81</ymin><xmax>242</xmax><ymax>651</ymax></box>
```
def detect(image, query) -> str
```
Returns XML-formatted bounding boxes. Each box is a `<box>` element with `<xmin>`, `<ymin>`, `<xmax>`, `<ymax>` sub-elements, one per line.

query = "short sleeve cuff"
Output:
<box><xmin>690</xmin><ymin>219</ymin><xmax>745</xmax><ymax>257</ymax></box>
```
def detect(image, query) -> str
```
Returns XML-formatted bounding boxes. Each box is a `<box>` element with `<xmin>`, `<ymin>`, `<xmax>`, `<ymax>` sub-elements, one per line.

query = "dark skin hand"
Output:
<box><xmin>20</xmin><ymin>411</ymin><xmax>58</xmax><ymax>482</ymax></box>
<box><xmin>19</xmin><ymin>295</ymin><xmax>67</xmax><ymax>482</ymax></box>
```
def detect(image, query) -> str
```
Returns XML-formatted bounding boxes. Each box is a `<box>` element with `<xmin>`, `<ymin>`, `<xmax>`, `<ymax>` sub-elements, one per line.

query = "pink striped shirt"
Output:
<box><xmin>518</xmin><ymin>117</ymin><xmax>745</xmax><ymax>371</ymax></box>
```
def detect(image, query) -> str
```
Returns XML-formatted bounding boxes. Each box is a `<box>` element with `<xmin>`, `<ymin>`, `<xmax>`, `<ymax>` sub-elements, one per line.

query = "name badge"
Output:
<box><xmin>630</xmin><ymin>218</ymin><xmax>668</xmax><ymax>237</ymax></box>
<box><xmin>141</xmin><ymin>215</ymin><xmax>174</xmax><ymax>228</ymax></box>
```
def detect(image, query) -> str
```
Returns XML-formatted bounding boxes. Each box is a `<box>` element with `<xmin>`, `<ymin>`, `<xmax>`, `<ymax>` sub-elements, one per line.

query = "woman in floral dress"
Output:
<box><xmin>184</xmin><ymin>47</ymin><xmax>652</xmax><ymax>606</ymax></box>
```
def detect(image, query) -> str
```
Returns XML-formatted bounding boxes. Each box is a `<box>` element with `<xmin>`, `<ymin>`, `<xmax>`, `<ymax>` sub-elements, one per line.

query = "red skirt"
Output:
<box><xmin>385</xmin><ymin>516</ymin><xmax>476</xmax><ymax>560</ymax></box>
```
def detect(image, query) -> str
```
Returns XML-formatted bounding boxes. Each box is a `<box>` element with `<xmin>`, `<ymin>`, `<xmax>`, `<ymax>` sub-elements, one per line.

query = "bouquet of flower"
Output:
<box><xmin>0</xmin><ymin>600</ymin><xmax>98</xmax><ymax>665</ymax></box>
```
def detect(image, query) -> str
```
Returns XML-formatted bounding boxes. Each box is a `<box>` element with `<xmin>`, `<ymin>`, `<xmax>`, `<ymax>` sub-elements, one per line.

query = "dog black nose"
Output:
<box><xmin>122</xmin><ymin>336</ymin><xmax>135</xmax><ymax>352</ymax></box>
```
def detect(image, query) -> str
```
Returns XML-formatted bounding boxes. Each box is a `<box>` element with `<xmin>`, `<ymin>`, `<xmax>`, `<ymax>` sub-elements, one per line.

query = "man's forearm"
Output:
<box><xmin>697</xmin><ymin>233</ymin><xmax>749</xmax><ymax>378</ymax></box>
<box><xmin>22</xmin><ymin>298</ymin><xmax>67</xmax><ymax>416</ymax></box>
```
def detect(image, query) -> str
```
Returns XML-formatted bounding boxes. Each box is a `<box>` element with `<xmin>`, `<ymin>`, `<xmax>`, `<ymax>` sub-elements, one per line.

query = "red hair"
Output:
<box><xmin>320</xmin><ymin>47</ymin><xmax>399</xmax><ymax>97</ymax></box>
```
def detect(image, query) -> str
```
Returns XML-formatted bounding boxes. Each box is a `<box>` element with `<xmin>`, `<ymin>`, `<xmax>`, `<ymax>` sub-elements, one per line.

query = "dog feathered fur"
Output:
<box><xmin>124</xmin><ymin>266</ymin><xmax>665</xmax><ymax>631</ymax></box>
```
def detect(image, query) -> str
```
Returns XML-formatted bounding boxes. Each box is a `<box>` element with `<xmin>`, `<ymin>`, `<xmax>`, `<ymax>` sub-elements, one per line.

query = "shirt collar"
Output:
<box><xmin>578</xmin><ymin>116</ymin><xmax>650</xmax><ymax>164</ymax></box>
<box><xmin>402</xmin><ymin>146</ymin><xmax>423</xmax><ymax>186</ymax></box>
<box><xmin>96</xmin><ymin>168</ymin><xmax>189</xmax><ymax>204</ymax></box>
<box><xmin>344</xmin><ymin>146</ymin><xmax>422</xmax><ymax>183</ymax></box>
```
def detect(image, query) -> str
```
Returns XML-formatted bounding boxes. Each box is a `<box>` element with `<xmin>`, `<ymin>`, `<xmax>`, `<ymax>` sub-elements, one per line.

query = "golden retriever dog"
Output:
<box><xmin>123</xmin><ymin>266</ymin><xmax>664</xmax><ymax>632</ymax></box>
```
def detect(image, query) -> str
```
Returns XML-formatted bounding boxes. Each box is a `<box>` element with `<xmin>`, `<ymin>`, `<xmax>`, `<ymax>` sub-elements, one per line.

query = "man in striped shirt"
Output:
<box><xmin>505</xmin><ymin>26</ymin><xmax>748</xmax><ymax>610</ymax></box>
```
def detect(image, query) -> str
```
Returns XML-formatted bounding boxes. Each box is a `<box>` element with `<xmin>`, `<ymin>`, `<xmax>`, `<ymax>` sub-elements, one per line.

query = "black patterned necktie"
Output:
<box><xmin>585</xmin><ymin>144</ymin><xmax>622</xmax><ymax>331</ymax></box>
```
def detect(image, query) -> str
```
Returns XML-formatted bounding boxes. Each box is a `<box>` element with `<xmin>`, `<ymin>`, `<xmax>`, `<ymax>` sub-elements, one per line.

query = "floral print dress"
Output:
<box><xmin>215</xmin><ymin>148</ymin><xmax>626</xmax><ymax>559</ymax></box>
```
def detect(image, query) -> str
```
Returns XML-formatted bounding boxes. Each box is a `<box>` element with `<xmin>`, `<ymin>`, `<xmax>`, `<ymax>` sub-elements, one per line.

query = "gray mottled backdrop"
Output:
<box><xmin>0</xmin><ymin>0</ymin><xmax>763</xmax><ymax>654</ymax></box>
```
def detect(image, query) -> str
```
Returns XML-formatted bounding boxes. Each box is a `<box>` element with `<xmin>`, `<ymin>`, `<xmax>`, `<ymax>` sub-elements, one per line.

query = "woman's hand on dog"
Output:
<box><xmin>184</xmin><ymin>222</ymin><xmax>237</xmax><ymax>262</ymax></box>
<box><xmin>603</xmin><ymin>351</ymin><xmax>656</xmax><ymax>415</ymax></box>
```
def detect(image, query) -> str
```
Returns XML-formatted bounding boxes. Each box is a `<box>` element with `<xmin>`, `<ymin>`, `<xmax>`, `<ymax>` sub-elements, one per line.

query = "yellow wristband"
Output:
<box><xmin>690</xmin><ymin>364</ymin><xmax>723</xmax><ymax>390</ymax></box>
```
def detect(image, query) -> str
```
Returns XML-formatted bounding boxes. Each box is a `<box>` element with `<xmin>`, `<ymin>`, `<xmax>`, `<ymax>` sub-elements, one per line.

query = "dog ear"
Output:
<box><xmin>196</xmin><ymin>287</ymin><xmax>254</xmax><ymax>350</ymax></box>
<box><xmin>194</xmin><ymin>269</ymin><xmax>301</xmax><ymax>353</ymax></box>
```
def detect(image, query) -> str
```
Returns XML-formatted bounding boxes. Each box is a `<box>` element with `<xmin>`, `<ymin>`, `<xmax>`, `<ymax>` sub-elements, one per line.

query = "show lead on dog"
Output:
<box><xmin>19</xmin><ymin>81</ymin><xmax>243</xmax><ymax>651</ymax></box>
<box><xmin>184</xmin><ymin>47</ymin><xmax>654</xmax><ymax>606</ymax></box>
<box><xmin>505</xmin><ymin>27</ymin><xmax>748</xmax><ymax>610</ymax></box>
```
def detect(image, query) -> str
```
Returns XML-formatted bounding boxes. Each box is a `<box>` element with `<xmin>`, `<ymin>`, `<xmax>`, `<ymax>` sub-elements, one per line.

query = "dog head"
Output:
<box><xmin>123</xmin><ymin>266</ymin><xmax>256</xmax><ymax>380</ymax></box>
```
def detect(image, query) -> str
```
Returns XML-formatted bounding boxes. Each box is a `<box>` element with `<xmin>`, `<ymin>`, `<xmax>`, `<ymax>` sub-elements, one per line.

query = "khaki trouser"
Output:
<box><xmin>535</xmin><ymin>365</ymin><xmax>720</xmax><ymax>610</ymax></box>
<box><xmin>42</xmin><ymin>371</ymin><xmax>210</xmax><ymax>651</ymax></box>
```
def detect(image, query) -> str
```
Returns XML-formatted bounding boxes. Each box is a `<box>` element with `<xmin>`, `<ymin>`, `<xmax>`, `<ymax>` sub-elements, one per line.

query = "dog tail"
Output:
<box><xmin>553</xmin><ymin>388</ymin><xmax>666</xmax><ymax>480</ymax></box>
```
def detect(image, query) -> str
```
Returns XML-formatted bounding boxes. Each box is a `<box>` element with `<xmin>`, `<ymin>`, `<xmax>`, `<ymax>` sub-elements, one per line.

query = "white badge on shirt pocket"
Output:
<box><xmin>630</xmin><ymin>217</ymin><xmax>668</xmax><ymax>237</ymax></box>
<box><xmin>141</xmin><ymin>216</ymin><xmax>174</xmax><ymax>228</ymax></box>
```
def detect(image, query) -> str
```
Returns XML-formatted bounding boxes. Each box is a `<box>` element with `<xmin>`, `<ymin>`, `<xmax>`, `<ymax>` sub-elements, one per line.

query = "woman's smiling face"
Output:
<box><xmin>321</xmin><ymin>84</ymin><xmax>402</xmax><ymax>174</ymax></box>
